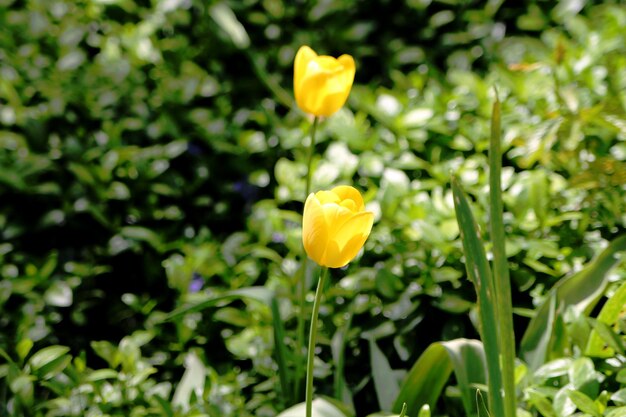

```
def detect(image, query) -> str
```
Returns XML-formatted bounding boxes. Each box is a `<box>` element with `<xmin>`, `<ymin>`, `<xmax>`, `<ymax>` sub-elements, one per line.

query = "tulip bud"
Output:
<box><xmin>302</xmin><ymin>186</ymin><xmax>373</xmax><ymax>268</ymax></box>
<box><xmin>293</xmin><ymin>45</ymin><xmax>356</xmax><ymax>117</ymax></box>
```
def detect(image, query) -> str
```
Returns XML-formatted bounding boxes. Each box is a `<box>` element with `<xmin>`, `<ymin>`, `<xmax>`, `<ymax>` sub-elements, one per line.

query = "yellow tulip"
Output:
<box><xmin>293</xmin><ymin>45</ymin><xmax>356</xmax><ymax>117</ymax></box>
<box><xmin>302</xmin><ymin>186</ymin><xmax>374</xmax><ymax>268</ymax></box>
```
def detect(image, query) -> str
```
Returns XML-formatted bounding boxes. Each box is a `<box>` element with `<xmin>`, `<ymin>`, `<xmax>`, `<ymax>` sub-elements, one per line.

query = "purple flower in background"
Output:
<box><xmin>188</xmin><ymin>272</ymin><xmax>204</xmax><ymax>293</ymax></box>
<box><xmin>233</xmin><ymin>178</ymin><xmax>259</xmax><ymax>202</ymax></box>
<box><xmin>272</xmin><ymin>233</ymin><xmax>286</xmax><ymax>243</ymax></box>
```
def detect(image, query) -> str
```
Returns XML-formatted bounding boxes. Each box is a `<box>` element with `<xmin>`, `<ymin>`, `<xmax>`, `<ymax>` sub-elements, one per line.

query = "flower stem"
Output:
<box><xmin>305</xmin><ymin>267</ymin><xmax>329</xmax><ymax>417</ymax></box>
<box><xmin>295</xmin><ymin>116</ymin><xmax>319</xmax><ymax>400</ymax></box>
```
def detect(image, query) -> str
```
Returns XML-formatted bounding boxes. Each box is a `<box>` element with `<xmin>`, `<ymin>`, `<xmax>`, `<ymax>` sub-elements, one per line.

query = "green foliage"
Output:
<box><xmin>1</xmin><ymin>0</ymin><xmax>626</xmax><ymax>416</ymax></box>
<box><xmin>520</xmin><ymin>235</ymin><xmax>626</xmax><ymax>370</ymax></box>
<box><xmin>394</xmin><ymin>339</ymin><xmax>486</xmax><ymax>417</ymax></box>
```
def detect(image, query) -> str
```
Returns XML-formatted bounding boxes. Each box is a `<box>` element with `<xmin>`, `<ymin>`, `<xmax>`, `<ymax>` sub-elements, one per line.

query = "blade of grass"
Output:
<box><xmin>488</xmin><ymin>92</ymin><xmax>516</xmax><ymax>417</ymax></box>
<box><xmin>452</xmin><ymin>177</ymin><xmax>505</xmax><ymax>417</ymax></box>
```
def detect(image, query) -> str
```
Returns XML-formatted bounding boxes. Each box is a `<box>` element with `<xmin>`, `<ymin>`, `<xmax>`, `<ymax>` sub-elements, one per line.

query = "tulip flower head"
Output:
<box><xmin>302</xmin><ymin>186</ymin><xmax>374</xmax><ymax>268</ymax></box>
<box><xmin>294</xmin><ymin>45</ymin><xmax>356</xmax><ymax>117</ymax></box>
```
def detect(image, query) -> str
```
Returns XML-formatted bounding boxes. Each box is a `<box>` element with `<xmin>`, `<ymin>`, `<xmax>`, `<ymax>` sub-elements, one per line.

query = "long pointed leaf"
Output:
<box><xmin>369</xmin><ymin>338</ymin><xmax>400</xmax><ymax>412</ymax></box>
<box><xmin>393</xmin><ymin>342</ymin><xmax>453</xmax><ymax>415</ymax></box>
<box><xmin>393</xmin><ymin>339</ymin><xmax>487</xmax><ymax>417</ymax></box>
<box><xmin>488</xmin><ymin>93</ymin><xmax>516</xmax><ymax>417</ymax></box>
<box><xmin>452</xmin><ymin>177</ymin><xmax>505</xmax><ymax>417</ymax></box>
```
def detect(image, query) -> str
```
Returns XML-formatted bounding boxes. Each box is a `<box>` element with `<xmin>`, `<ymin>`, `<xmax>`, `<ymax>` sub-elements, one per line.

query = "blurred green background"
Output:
<box><xmin>1</xmin><ymin>0</ymin><xmax>625</xmax><ymax>416</ymax></box>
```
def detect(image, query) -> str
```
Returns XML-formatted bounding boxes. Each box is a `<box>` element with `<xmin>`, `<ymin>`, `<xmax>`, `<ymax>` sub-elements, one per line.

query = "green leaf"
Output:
<box><xmin>589</xmin><ymin>320</ymin><xmax>625</xmax><ymax>356</ymax></box>
<box><xmin>67</xmin><ymin>162</ymin><xmax>96</xmax><ymax>185</ymax></box>
<box><xmin>441</xmin><ymin>339</ymin><xmax>488</xmax><ymax>415</ymax></box>
<box><xmin>16</xmin><ymin>339</ymin><xmax>33</xmax><ymax>362</ymax></box>
<box><xmin>91</xmin><ymin>340</ymin><xmax>119</xmax><ymax>368</ymax></box>
<box><xmin>534</xmin><ymin>357</ymin><xmax>572</xmax><ymax>380</ymax></box>
<box><xmin>451</xmin><ymin>177</ymin><xmax>505</xmax><ymax>417</ymax></box>
<box><xmin>568</xmin><ymin>358</ymin><xmax>596</xmax><ymax>390</ymax></box>
<box><xmin>568</xmin><ymin>390</ymin><xmax>601</xmax><ymax>417</ymax></box>
<box><xmin>87</xmin><ymin>369</ymin><xmax>118</xmax><ymax>382</ymax></box>
<box><xmin>367</xmin><ymin>401</ymin><xmax>407</xmax><ymax>417</ymax></box>
<box><xmin>368</xmin><ymin>338</ymin><xmax>400</xmax><ymax>412</ymax></box>
<box><xmin>554</xmin><ymin>388</ymin><xmax>576</xmax><ymax>417</ymax></box>
<box><xmin>611</xmin><ymin>389</ymin><xmax>626</xmax><ymax>405</ymax></box>
<box><xmin>44</xmin><ymin>280</ymin><xmax>73</xmax><ymax>307</ymax></box>
<box><xmin>488</xmin><ymin>92</ymin><xmax>516</xmax><ymax>417</ymax></box>
<box><xmin>393</xmin><ymin>339</ymin><xmax>486</xmax><ymax>417</ymax></box>
<box><xmin>9</xmin><ymin>374</ymin><xmax>34</xmax><ymax>406</ymax></box>
<box><xmin>209</xmin><ymin>2</ymin><xmax>250</xmax><ymax>49</ymax></box>
<box><xmin>28</xmin><ymin>346</ymin><xmax>70</xmax><ymax>371</ymax></box>
<box><xmin>417</xmin><ymin>404</ymin><xmax>430</xmax><ymax>417</ymax></box>
<box><xmin>526</xmin><ymin>388</ymin><xmax>557</xmax><ymax>417</ymax></box>
<box><xmin>119</xmin><ymin>226</ymin><xmax>166</xmax><ymax>253</ymax></box>
<box><xmin>586</xmin><ymin>279</ymin><xmax>626</xmax><ymax>357</ymax></box>
<box><xmin>605</xmin><ymin>406</ymin><xmax>626</xmax><ymax>417</ymax></box>
<box><xmin>520</xmin><ymin>234</ymin><xmax>626</xmax><ymax>370</ymax></box>
<box><xmin>172</xmin><ymin>351</ymin><xmax>207</xmax><ymax>412</ymax></box>
<box><xmin>393</xmin><ymin>342</ymin><xmax>452</xmax><ymax>415</ymax></box>
<box><xmin>28</xmin><ymin>346</ymin><xmax>71</xmax><ymax>379</ymax></box>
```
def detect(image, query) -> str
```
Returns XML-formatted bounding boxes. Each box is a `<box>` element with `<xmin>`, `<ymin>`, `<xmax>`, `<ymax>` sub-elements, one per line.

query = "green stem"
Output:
<box><xmin>305</xmin><ymin>267</ymin><xmax>329</xmax><ymax>417</ymax></box>
<box><xmin>295</xmin><ymin>116</ymin><xmax>319</xmax><ymax>400</ymax></box>
<box><xmin>294</xmin><ymin>260</ymin><xmax>307</xmax><ymax>399</ymax></box>
<box><xmin>488</xmin><ymin>92</ymin><xmax>516</xmax><ymax>417</ymax></box>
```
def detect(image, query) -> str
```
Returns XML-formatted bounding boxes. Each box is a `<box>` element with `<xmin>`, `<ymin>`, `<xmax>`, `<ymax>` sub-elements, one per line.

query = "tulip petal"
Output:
<box><xmin>317</xmin><ymin>55</ymin><xmax>355</xmax><ymax>116</ymax></box>
<box><xmin>337</xmin><ymin>55</ymin><xmax>356</xmax><ymax>73</ymax></box>
<box><xmin>302</xmin><ymin>193</ymin><xmax>328</xmax><ymax>265</ymax></box>
<box><xmin>331</xmin><ymin>185</ymin><xmax>364</xmax><ymax>211</ymax></box>
<box><xmin>335</xmin><ymin>211</ymin><xmax>374</xmax><ymax>249</ymax></box>
<box><xmin>318</xmin><ymin>91</ymin><xmax>348</xmax><ymax>117</ymax></box>
<box><xmin>320</xmin><ymin>239</ymin><xmax>346</xmax><ymax>268</ymax></box>
<box><xmin>315</xmin><ymin>190</ymin><xmax>341</xmax><ymax>205</ymax></box>
<box><xmin>294</xmin><ymin>46</ymin><xmax>317</xmax><ymax>105</ymax></box>
<box><xmin>322</xmin><ymin>211</ymin><xmax>373</xmax><ymax>268</ymax></box>
<box><xmin>297</xmin><ymin>70</ymin><xmax>332</xmax><ymax>116</ymax></box>
<box><xmin>294</xmin><ymin>48</ymin><xmax>355</xmax><ymax>116</ymax></box>
<box><xmin>321</xmin><ymin>203</ymin><xmax>354</xmax><ymax>234</ymax></box>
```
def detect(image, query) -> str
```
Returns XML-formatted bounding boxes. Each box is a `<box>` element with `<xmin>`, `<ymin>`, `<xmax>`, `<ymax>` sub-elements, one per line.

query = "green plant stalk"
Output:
<box><xmin>452</xmin><ymin>177</ymin><xmax>506</xmax><ymax>417</ymax></box>
<box><xmin>306</xmin><ymin>267</ymin><xmax>329</xmax><ymax>417</ymax></box>
<box><xmin>488</xmin><ymin>94</ymin><xmax>516</xmax><ymax>417</ymax></box>
<box><xmin>295</xmin><ymin>116</ymin><xmax>319</xmax><ymax>399</ymax></box>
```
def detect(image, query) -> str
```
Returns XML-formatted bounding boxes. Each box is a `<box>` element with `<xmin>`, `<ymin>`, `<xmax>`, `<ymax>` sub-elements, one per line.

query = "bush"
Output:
<box><xmin>1</xmin><ymin>0</ymin><xmax>625</xmax><ymax>416</ymax></box>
